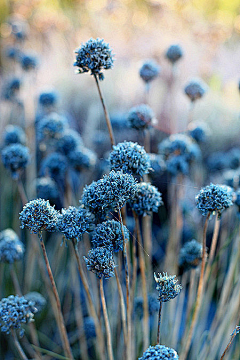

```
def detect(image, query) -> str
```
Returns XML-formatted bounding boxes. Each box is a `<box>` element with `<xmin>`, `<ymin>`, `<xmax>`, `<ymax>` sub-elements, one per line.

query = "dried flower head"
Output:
<box><xmin>184</xmin><ymin>78</ymin><xmax>208</xmax><ymax>102</ymax></box>
<box><xmin>82</xmin><ymin>170</ymin><xmax>137</xmax><ymax>217</ymax></box>
<box><xmin>19</xmin><ymin>198</ymin><xmax>58</xmax><ymax>234</ymax></box>
<box><xmin>91</xmin><ymin>220</ymin><xmax>129</xmax><ymax>252</ymax></box>
<box><xmin>68</xmin><ymin>146</ymin><xmax>97</xmax><ymax>171</ymax></box>
<box><xmin>127</xmin><ymin>104</ymin><xmax>155</xmax><ymax>131</ymax></box>
<box><xmin>139</xmin><ymin>344</ymin><xmax>179</xmax><ymax>360</ymax></box>
<box><xmin>20</xmin><ymin>53</ymin><xmax>38</xmax><ymax>71</ymax></box>
<box><xmin>84</xmin><ymin>247</ymin><xmax>116</xmax><ymax>279</ymax></box>
<box><xmin>56</xmin><ymin>129</ymin><xmax>83</xmax><ymax>156</ymax></box>
<box><xmin>139</xmin><ymin>60</ymin><xmax>160</xmax><ymax>83</ymax></box>
<box><xmin>0</xmin><ymin>229</ymin><xmax>24</xmax><ymax>263</ymax></box>
<box><xmin>57</xmin><ymin>206</ymin><xmax>94</xmax><ymax>242</ymax></box>
<box><xmin>109</xmin><ymin>141</ymin><xmax>150</xmax><ymax>177</ymax></box>
<box><xmin>187</xmin><ymin>121</ymin><xmax>209</xmax><ymax>144</ymax></box>
<box><xmin>1</xmin><ymin>144</ymin><xmax>30</xmax><ymax>178</ymax></box>
<box><xmin>24</xmin><ymin>292</ymin><xmax>46</xmax><ymax>313</ymax></box>
<box><xmin>36</xmin><ymin>177</ymin><xmax>59</xmax><ymax>201</ymax></box>
<box><xmin>128</xmin><ymin>182</ymin><xmax>163</xmax><ymax>216</ymax></box>
<box><xmin>0</xmin><ymin>295</ymin><xmax>37</xmax><ymax>337</ymax></box>
<box><xmin>165</xmin><ymin>44</ymin><xmax>183</xmax><ymax>64</ymax></box>
<box><xmin>41</xmin><ymin>152</ymin><xmax>68</xmax><ymax>182</ymax></box>
<box><xmin>38</xmin><ymin>90</ymin><xmax>58</xmax><ymax>107</ymax></box>
<box><xmin>179</xmin><ymin>239</ymin><xmax>203</xmax><ymax>270</ymax></box>
<box><xmin>37</xmin><ymin>113</ymin><xmax>68</xmax><ymax>142</ymax></box>
<box><xmin>2</xmin><ymin>78</ymin><xmax>21</xmax><ymax>101</ymax></box>
<box><xmin>2</xmin><ymin>125</ymin><xmax>26</xmax><ymax>147</ymax></box>
<box><xmin>74</xmin><ymin>38</ymin><xmax>114</xmax><ymax>81</ymax></box>
<box><xmin>195</xmin><ymin>183</ymin><xmax>233</xmax><ymax>218</ymax></box>
<box><xmin>154</xmin><ymin>272</ymin><xmax>182</xmax><ymax>302</ymax></box>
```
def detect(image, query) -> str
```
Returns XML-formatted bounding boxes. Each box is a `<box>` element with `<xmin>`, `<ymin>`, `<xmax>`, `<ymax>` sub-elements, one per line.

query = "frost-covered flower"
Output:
<box><xmin>195</xmin><ymin>183</ymin><xmax>233</xmax><ymax>218</ymax></box>
<box><xmin>139</xmin><ymin>60</ymin><xmax>160</xmax><ymax>83</ymax></box>
<box><xmin>82</xmin><ymin>171</ymin><xmax>137</xmax><ymax>217</ymax></box>
<box><xmin>0</xmin><ymin>229</ymin><xmax>24</xmax><ymax>263</ymax></box>
<box><xmin>165</xmin><ymin>44</ymin><xmax>183</xmax><ymax>64</ymax></box>
<box><xmin>91</xmin><ymin>220</ymin><xmax>129</xmax><ymax>252</ymax></box>
<box><xmin>1</xmin><ymin>144</ymin><xmax>30</xmax><ymax>177</ymax></box>
<box><xmin>2</xmin><ymin>125</ymin><xmax>26</xmax><ymax>147</ymax></box>
<box><xmin>24</xmin><ymin>292</ymin><xmax>46</xmax><ymax>313</ymax></box>
<box><xmin>134</xmin><ymin>294</ymin><xmax>159</xmax><ymax>319</ymax></box>
<box><xmin>139</xmin><ymin>344</ymin><xmax>179</xmax><ymax>360</ymax></box>
<box><xmin>128</xmin><ymin>182</ymin><xmax>163</xmax><ymax>216</ymax></box>
<box><xmin>84</xmin><ymin>247</ymin><xmax>116</xmax><ymax>279</ymax></box>
<box><xmin>68</xmin><ymin>147</ymin><xmax>97</xmax><ymax>171</ymax></box>
<box><xmin>41</xmin><ymin>152</ymin><xmax>68</xmax><ymax>182</ymax></box>
<box><xmin>0</xmin><ymin>295</ymin><xmax>37</xmax><ymax>337</ymax></box>
<box><xmin>38</xmin><ymin>90</ymin><xmax>58</xmax><ymax>107</ymax></box>
<box><xmin>184</xmin><ymin>78</ymin><xmax>208</xmax><ymax>102</ymax></box>
<box><xmin>19</xmin><ymin>198</ymin><xmax>58</xmax><ymax>234</ymax></box>
<box><xmin>109</xmin><ymin>141</ymin><xmax>150</xmax><ymax>177</ymax></box>
<box><xmin>74</xmin><ymin>38</ymin><xmax>114</xmax><ymax>81</ymax></box>
<box><xmin>57</xmin><ymin>206</ymin><xmax>94</xmax><ymax>242</ymax></box>
<box><xmin>179</xmin><ymin>240</ymin><xmax>202</xmax><ymax>270</ymax></box>
<box><xmin>37</xmin><ymin>113</ymin><xmax>67</xmax><ymax>142</ymax></box>
<box><xmin>154</xmin><ymin>272</ymin><xmax>182</xmax><ymax>302</ymax></box>
<box><xmin>127</xmin><ymin>104</ymin><xmax>154</xmax><ymax>131</ymax></box>
<box><xmin>36</xmin><ymin>177</ymin><xmax>59</xmax><ymax>201</ymax></box>
<box><xmin>56</xmin><ymin>129</ymin><xmax>83</xmax><ymax>156</ymax></box>
<box><xmin>187</xmin><ymin>121</ymin><xmax>209</xmax><ymax>144</ymax></box>
<box><xmin>20</xmin><ymin>53</ymin><xmax>38</xmax><ymax>71</ymax></box>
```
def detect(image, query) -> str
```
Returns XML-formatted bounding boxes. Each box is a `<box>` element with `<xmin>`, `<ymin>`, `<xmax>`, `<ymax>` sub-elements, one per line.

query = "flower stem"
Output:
<box><xmin>11</xmin><ymin>329</ymin><xmax>28</xmax><ymax>360</ymax></box>
<box><xmin>180</xmin><ymin>212</ymin><xmax>210</xmax><ymax>360</ymax></box>
<box><xmin>94</xmin><ymin>74</ymin><xmax>115</xmax><ymax>147</ymax></box>
<box><xmin>114</xmin><ymin>268</ymin><xmax>128</xmax><ymax>350</ymax></box>
<box><xmin>39</xmin><ymin>233</ymin><xmax>73</xmax><ymax>360</ymax></box>
<box><xmin>157</xmin><ymin>301</ymin><xmax>162</xmax><ymax>344</ymax></box>
<box><xmin>99</xmin><ymin>278</ymin><xmax>114</xmax><ymax>360</ymax></box>
<box><xmin>220</xmin><ymin>327</ymin><xmax>240</xmax><ymax>360</ymax></box>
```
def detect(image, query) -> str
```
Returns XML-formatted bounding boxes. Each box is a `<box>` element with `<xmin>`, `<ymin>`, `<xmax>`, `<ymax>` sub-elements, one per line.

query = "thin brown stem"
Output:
<box><xmin>94</xmin><ymin>74</ymin><xmax>115</xmax><ymax>147</ymax></box>
<box><xmin>220</xmin><ymin>327</ymin><xmax>240</xmax><ymax>360</ymax></box>
<box><xmin>39</xmin><ymin>234</ymin><xmax>73</xmax><ymax>360</ymax></box>
<box><xmin>11</xmin><ymin>329</ymin><xmax>28</xmax><ymax>360</ymax></box>
<box><xmin>180</xmin><ymin>212</ymin><xmax>210</xmax><ymax>360</ymax></box>
<box><xmin>204</xmin><ymin>216</ymin><xmax>220</xmax><ymax>282</ymax></box>
<box><xmin>72</xmin><ymin>238</ymin><xmax>105</xmax><ymax>360</ymax></box>
<box><xmin>157</xmin><ymin>301</ymin><xmax>162</xmax><ymax>344</ymax></box>
<box><xmin>99</xmin><ymin>278</ymin><xmax>114</xmax><ymax>360</ymax></box>
<box><xmin>114</xmin><ymin>268</ymin><xmax>127</xmax><ymax>350</ymax></box>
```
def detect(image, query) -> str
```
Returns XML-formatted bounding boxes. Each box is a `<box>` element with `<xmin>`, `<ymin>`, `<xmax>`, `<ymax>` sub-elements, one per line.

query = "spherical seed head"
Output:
<box><xmin>74</xmin><ymin>38</ymin><xmax>114</xmax><ymax>81</ymax></box>
<box><xmin>109</xmin><ymin>141</ymin><xmax>151</xmax><ymax>177</ymax></box>
<box><xmin>20</xmin><ymin>53</ymin><xmax>38</xmax><ymax>71</ymax></box>
<box><xmin>2</xmin><ymin>125</ymin><xmax>26</xmax><ymax>146</ymax></box>
<box><xmin>38</xmin><ymin>91</ymin><xmax>58</xmax><ymax>107</ymax></box>
<box><xmin>179</xmin><ymin>239</ymin><xmax>203</xmax><ymax>270</ymax></box>
<box><xmin>139</xmin><ymin>344</ymin><xmax>179</xmax><ymax>360</ymax></box>
<box><xmin>154</xmin><ymin>272</ymin><xmax>182</xmax><ymax>302</ymax></box>
<box><xmin>2</xmin><ymin>78</ymin><xmax>21</xmax><ymax>101</ymax></box>
<box><xmin>165</xmin><ymin>44</ymin><xmax>183</xmax><ymax>64</ymax></box>
<box><xmin>1</xmin><ymin>144</ymin><xmax>30</xmax><ymax>177</ymax></box>
<box><xmin>41</xmin><ymin>152</ymin><xmax>68</xmax><ymax>182</ymax></box>
<box><xmin>127</xmin><ymin>104</ymin><xmax>155</xmax><ymax>131</ymax></box>
<box><xmin>187</xmin><ymin>121</ymin><xmax>209</xmax><ymax>144</ymax></box>
<box><xmin>5</xmin><ymin>46</ymin><xmax>19</xmax><ymax>60</ymax></box>
<box><xmin>36</xmin><ymin>177</ymin><xmax>59</xmax><ymax>201</ymax></box>
<box><xmin>19</xmin><ymin>198</ymin><xmax>58</xmax><ymax>234</ymax></box>
<box><xmin>91</xmin><ymin>220</ymin><xmax>129</xmax><ymax>252</ymax></box>
<box><xmin>57</xmin><ymin>206</ymin><xmax>94</xmax><ymax>242</ymax></box>
<box><xmin>139</xmin><ymin>59</ymin><xmax>160</xmax><ymax>83</ymax></box>
<box><xmin>56</xmin><ymin>129</ymin><xmax>83</xmax><ymax>156</ymax></box>
<box><xmin>24</xmin><ymin>292</ymin><xmax>46</xmax><ymax>313</ymax></box>
<box><xmin>184</xmin><ymin>78</ymin><xmax>208</xmax><ymax>102</ymax></box>
<box><xmin>128</xmin><ymin>182</ymin><xmax>163</xmax><ymax>216</ymax></box>
<box><xmin>195</xmin><ymin>183</ymin><xmax>233</xmax><ymax>218</ymax></box>
<box><xmin>0</xmin><ymin>295</ymin><xmax>37</xmax><ymax>337</ymax></box>
<box><xmin>82</xmin><ymin>170</ymin><xmax>137</xmax><ymax>217</ymax></box>
<box><xmin>68</xmin><ymin>146</ymin><xmax>97</xmax><ymax>171</ymax></box>
<box><xmin>0</xmin><ymin>229</ymin><xmax>24</xmax><ymax>263</ymax></box>
<box><xmin>37</xmin><ymin>113</ymin><xmax>68</xmax><ymax>142</ymax></box>
<box><xmin>84</xmin><ymin>247</ymin><xmax>116</xmax><ymax>279</ymax></box>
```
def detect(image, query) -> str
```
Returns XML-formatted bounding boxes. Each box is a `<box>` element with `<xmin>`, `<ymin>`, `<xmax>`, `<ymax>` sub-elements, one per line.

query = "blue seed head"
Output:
<box><xmin>154</xmin><ymin>272</ymin><xmax>182</xmax><ymax>302</ymax></box>
<box><xmin>179</xmin><ymin>239</ymin><xmax>203</xmax><ymax>271</ymax></box>
<box><xmin>127</xmin><ymin>104</ymin><xmax>155</xmax><ymax>131</ymax></box>
<box><xmin>84</xmin><ymin>247</ymin><xmax>116</xmax><ymax>279</ymax></box>
<box><xmin>2</xmin><ymin>125</ymin><xmax>26</xmax><ymax>147</ymax></box>
<box><xmin>184</xmin><ymin>78</ymin><xmax>208</xmax><ymax>102</ymax></box>
<box><xmin>24</xmin><ymin>292</ymin><xmax>46</xmax><ymax>313</ymax></box>
<box><xmin>128</xmin><ymin>182</ymin><xmax>163</xmax><ymax>216</ymax></box>
<box><xmin>139</xmin><ymin>59</ymin><xmax>160</xmax><ymax>83</ymax></box>
<box><xmin>1</xmin><ymin>144</ymin><xmax>30</xmax><ymax>178</ymax></box>
<box><xmin>165</xmin><ymin>44</ymin><xmax>183</xmax><ymax>64</ymax></box>
<box><xmin>0</xmin><ymin>229</ymin><xmax>24</xmax><ymax>264</ymax></box>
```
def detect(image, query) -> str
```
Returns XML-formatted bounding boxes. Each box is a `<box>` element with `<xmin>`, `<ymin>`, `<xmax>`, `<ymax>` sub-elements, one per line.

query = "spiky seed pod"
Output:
<box><xmin>19</xmin><ymin>198</ymin><xmax>58</xmax><ymax>234</ymax></box>
<box><xmin>184</xmin><ymin>78</ymin><xmax>208</xmax><ymax>102</ymax></box>
<box><xmin>154</xmin><ymin>272</ymin><xmax>182</xmax><ymax>302</ymax></box>
<box><xmin>1</xmin><ymin>144</ymin><xmax>30</xmax><ymax>178</ymax></box>
<box><xmin>139</xmin><ymin>60</ymin><xmax>160</xmax><ymax>83</ymax></box>
<box><xmin>195</xmin><ymin>183</ymin><xmax>233</xmax><ymax>218</ymax></box>
<box><xmin>91</xmin><ymin>220</ymin><xmax>129</xmax><ymax>252</ymax></box>
<box><xmin>0</xmin><ymin>229</ymin><xmax>24</xmax><ymax>264</ymax></box>
<box><xmin>179</xmin><ymin>239</ymin><xmax>203</xmax><ymax>270</ymax></box>
<box><xmin>57</xmin><ymin>206</ymin><xmax>94</xmax><ymax>242</ymax></box>
<box><xmin>109</xmin><ymin>141</ymin><xmax>150</xmax><ymax>177</ymax></box>
<box><xmin>0</xmin><ymin>295</ymin><xmax>37</xmax><ymax>338</ymax></box>
<box><xmin>127</xmin><ymin>104</ymin><xmax>155</xmax><ymax>131</ymax></box>
<box><xmin>84</xmin><ymin>247</ymin><xmax>116</xmax><ymax>279</ymax></box>
<box><xmin>139</xmin><ymin>344</ymin><xmax>179</xmax><ymax>360</ymax></box>
<box><xmin>24</xmin><ymin>292</ymin><xmax>46</xmax><ymax>313</ymax></box>
<box><xmin>41</xmin><ymin>152</ymin><xmax>68</xmax><ymax>182</ymax></box>
<box><xmin>128</xmin><ymin>182</ymin><xmax>163</xmax><ymax>216</ymax></box>
<box><xmin>165</xmin><ymin>44</ymin><xmax>183</xmax><ymax>64</ymax></box>
<box><xmin>37</xmin><ymin>113</ymin><xmax>68</xmax><ymax>142</ymax></box>
<box><xmin>74</xmin><ymin>38</ymin><xmax>114</xmax><ymax>81</ymax></box>
<box><xmin>38</xmin><ymin>90</ymin><xmax>58</xmax><ymax>107</ymax></box>
<box><xmin>56</xmin><ymin>129</ymin><xmax>83</xmax><ymax>156</ymax></box>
